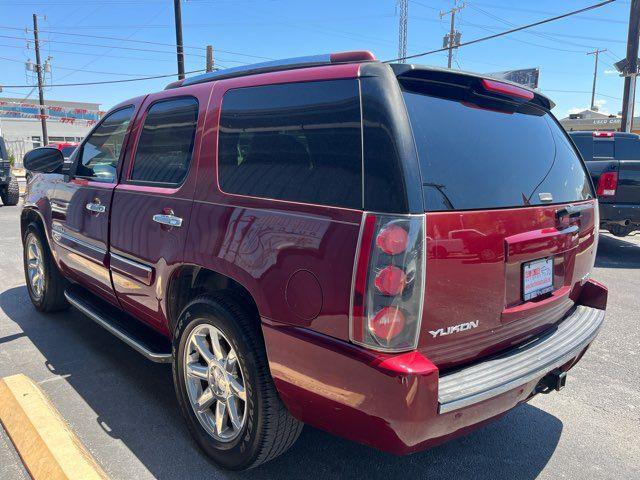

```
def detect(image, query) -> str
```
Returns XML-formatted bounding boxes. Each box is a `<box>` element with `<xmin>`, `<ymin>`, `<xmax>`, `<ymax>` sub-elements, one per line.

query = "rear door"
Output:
<box><xmin>51</xmin><ymin>103</ymin><xmax>140</xmax><ymax>305</ymax></box>
<box><xmin>109</xmin><ymin>86</ymin><xmax>209</xmax><ymax>333</ymax></box>
<box><xmin>400</xmin><ymin>78</ymin><xmax>597</xmax><ymax>369</ymax></box>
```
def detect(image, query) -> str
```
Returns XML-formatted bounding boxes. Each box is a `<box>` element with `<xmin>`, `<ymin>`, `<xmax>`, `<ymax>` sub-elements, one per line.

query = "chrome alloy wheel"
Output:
<box><xmin>26</xmin><ymin>234</ymin><xmax>45</xmax><ymax>300</ymax></box>
<box><xmin>184</xmin><ymin>324</ymin><xmax>247</xmax><ymax>442</ymax></box>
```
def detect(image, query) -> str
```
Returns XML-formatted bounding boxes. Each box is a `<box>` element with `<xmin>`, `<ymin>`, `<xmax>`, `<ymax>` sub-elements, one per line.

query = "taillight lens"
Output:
<box><xmin>376</xmin><ymin>224</ymin><xmax>409</xmax><ymax>254</ymax></box>
<box><xmin>350</xmin><ymin>213</ymin><xmax>425</xmax><ymax>352</ymax></box>
<box><xmin>374</xmin><ymin>266</ymin><xmax>407</xmax><ymax>295</ymax></box>
<box><xmin>597</xmin><ymin>171</ymin><xmax>618</xmax><ymax>197</ymax></box>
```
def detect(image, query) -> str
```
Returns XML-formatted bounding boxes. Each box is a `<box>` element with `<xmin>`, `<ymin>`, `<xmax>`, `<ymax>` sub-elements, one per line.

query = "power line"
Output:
<box><xmin>465</xmin><ymin>4</ymin><xmax>600</xmax><ymax>50</ymax></box>
<box><xmin>0</xmin><ymin>69</ymin><xmax>207</xmax><ymax>88</ymax></box>
<box><xmin>0</xmin><ymin>33</ymin><xmax>207</xmax><ymax>57</ymax></box>
<box><xmin>385</xmin><ymin>0</ymin><xmax>616</xmax><ymax>62</ymax></box>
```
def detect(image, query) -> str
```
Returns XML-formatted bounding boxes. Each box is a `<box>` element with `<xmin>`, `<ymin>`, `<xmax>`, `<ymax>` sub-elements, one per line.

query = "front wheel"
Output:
<box><xmin>173</xmin><ymin>295</ymin><xmax>302</xmax><ymax>470</ymax></box>
<box><xmin>23</xmin><ymin>223</ymin><xmax>68</xmax><ymax>312</ymax></box>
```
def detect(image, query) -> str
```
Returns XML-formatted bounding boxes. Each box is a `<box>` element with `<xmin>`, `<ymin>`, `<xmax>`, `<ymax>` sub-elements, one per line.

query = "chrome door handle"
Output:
<box><xmin>152</xmin><ymin>214</ymin><xmax>183</xmax><ymax>228</ymax></box>
<box><xmin>85</xmin><ymin>202</ymin><xmax>106</xmax><ymax>213</ymax></box>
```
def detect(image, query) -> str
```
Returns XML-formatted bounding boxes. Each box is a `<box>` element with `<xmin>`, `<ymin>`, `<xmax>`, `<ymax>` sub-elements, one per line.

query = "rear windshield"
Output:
<box><xmin>402</xmin><ymin>86</ymin><xmax>593</xmax><ymax>211</ymax></box>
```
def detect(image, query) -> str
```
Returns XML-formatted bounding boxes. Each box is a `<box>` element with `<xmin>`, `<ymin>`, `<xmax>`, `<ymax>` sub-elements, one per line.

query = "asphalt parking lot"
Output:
<box><xmin>0</xmin><ymin>202</ymin><xmax>639</xmax><ymax>480</ymax></box>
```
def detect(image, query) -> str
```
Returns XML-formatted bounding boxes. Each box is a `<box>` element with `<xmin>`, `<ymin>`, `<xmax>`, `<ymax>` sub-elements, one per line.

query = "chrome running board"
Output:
<box><xmin>64</xmin><ymin>286</ymin><xmax>172</xmax><ymax>364</ymax></box>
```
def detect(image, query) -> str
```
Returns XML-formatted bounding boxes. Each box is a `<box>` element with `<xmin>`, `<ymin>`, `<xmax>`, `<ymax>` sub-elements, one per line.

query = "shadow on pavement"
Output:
<box><xmin>0</xmin><ymin>285</ymin><xmax>562</xmax><ymax>480</ymax></box>
<box><xmin>596</xmin><ymin>234</ymin><xmax>640</xmax><ymax>269</ymax></box>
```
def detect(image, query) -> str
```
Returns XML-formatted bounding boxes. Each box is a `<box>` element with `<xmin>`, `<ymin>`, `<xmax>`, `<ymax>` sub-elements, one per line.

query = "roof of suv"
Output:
<box><xmin>163</xmin><ymin>50</ymin><xmax>552</xmax><ymax>109</ymax></box>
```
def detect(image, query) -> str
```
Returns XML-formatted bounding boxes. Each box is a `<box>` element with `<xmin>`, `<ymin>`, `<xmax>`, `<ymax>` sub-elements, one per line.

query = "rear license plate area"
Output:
<box><xmin>522</xmin><ymin>257</ymin><xmax>553</xmax><ymax>301</ymax></box>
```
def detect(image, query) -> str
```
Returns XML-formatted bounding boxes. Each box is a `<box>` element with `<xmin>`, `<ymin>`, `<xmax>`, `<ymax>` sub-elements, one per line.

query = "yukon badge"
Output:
<box><xmin>429</xmin><ymin>321</ymin><xmax>479</xmax><ymax>338</ymax></box>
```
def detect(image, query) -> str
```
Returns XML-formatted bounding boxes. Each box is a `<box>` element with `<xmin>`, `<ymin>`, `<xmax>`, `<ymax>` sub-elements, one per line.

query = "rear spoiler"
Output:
<box><xmin>389</xmin><ymin>63</ymin><xmax>554</xmax><ymax>111</ymax></box>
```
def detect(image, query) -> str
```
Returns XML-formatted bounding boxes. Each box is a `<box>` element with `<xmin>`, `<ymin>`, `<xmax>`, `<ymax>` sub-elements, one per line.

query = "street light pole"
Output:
<box><xmin>32</xmin><ymin>14</ymin><xmax>48</xmax><ymax>145</ymax></box>
<box><xmin>440</xmin><ymin>2</ymin><xmax>465</xmax><ymax>69</ymax></box>
<box><xmin>621</xmin><ymin>0</ymin><xmax>640</xmax><ymax>132</ymax></box>
<box><xmin>173</xmin><ymin>0</ymin><xmax>185</xmax><ymax>80</ymax></box>
<box><xmin>587</xmin><ymin>49</ymin><xmax>606</xmax><ymax>111</ymax></box>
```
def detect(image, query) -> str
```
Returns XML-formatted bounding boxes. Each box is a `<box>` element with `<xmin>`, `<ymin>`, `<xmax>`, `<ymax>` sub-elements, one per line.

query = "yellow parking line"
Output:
<box><xmin>0</xmin><ymin>374</ymin><xmax>108</xmax><ymax>480</ymax></box>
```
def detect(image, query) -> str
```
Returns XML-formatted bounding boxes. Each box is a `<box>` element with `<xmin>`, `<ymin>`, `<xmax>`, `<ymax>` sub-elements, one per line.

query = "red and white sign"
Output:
<box><xmin>523</xmin><ymin>257</ymin><xmax>554</xmax><ymax>301</ymax></box>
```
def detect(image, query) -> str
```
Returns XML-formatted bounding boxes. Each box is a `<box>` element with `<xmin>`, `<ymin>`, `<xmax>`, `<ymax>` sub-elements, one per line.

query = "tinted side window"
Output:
<box><xmin>218</xmin><ymin>79</ymin><xmax>362</xmax><ymax>209</ymax></box>
<box><xmin>77</xmin><ymin>106</ymin><xmax>134</xmax><ymax>183</ymax></box>
<box><xmin>615</xmin><ymin>137</ymin><xmax>640</xmax><ymax>160</ymax></box>
<box><xmin>130</xmin><ymin>97</ymin><xmax>198</xmax><ymax>185</ymax></box>
<box><xmin>593</xmin><ymin>140</ymin><xmax>614</xmax><ymax>159</ymax></box>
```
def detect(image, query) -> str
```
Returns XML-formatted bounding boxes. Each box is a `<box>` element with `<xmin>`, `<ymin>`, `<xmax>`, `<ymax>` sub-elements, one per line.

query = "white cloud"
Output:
<box><xmin>604</xmin><ymin>69</ymin><xmax>618</xmax><ymax>75</ymax></box>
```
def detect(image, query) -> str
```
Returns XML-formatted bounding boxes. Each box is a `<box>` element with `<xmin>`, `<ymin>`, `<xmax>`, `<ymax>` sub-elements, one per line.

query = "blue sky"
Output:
<box><xmin>0</xmin><ymin>0</ymin><xmax>630</xmax><ymax>117</ymax></box>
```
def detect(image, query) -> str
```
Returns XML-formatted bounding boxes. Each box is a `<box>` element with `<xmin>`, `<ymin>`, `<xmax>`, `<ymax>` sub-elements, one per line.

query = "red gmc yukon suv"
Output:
<box><xmin>21</xmin><ymin>51</ymin><xmax>607</xmax><ymax>470</ymax></box>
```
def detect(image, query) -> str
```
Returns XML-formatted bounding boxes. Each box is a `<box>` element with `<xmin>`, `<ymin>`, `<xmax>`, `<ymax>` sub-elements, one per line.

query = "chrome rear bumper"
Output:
<box><xmin>438</xmin><ymin>305</ymin><xmax>605</xmax><ymax>413</ymax></box>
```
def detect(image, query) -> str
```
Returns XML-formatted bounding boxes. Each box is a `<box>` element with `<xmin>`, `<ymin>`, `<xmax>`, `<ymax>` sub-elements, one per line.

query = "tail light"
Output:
<box><xmin>480</xmin><ymin>78</ymin><xmax>534</xmax><ymax>101</ymax></box>
<box><xmin>593</xmin><ymin>131</ymin><xmax>614</xmax><ymax>138</ymax></box>
<box><xmin>350</xmin><ymin>213</ymin><xmax>426</xmax><ymax>352</ymax></box>
<box><xmin>597</xmin><ymin>171</ymin><xmax>618</xmax><ymax>197</ymax></box>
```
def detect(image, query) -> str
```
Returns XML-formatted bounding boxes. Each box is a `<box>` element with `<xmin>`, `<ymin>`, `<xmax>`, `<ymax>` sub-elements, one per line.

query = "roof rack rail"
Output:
<box><xmin>165</xmin><ymin>50</ymin><xmax>376</xmax><ymax>89</ymax></box>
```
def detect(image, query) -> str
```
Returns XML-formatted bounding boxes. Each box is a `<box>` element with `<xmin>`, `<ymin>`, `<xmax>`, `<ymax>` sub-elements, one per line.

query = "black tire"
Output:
<box><xmin>608</xmin><ymin>224</ymin><xmax>634</xmax><ymax>237</ymax></box>
<box><xmin>22</xmin><ymin>222</ymin><xmax>69</xmax><ymax>312</ymax></box>
<box><xmin>0</xmin><ymin>177</ymin><xmax>20</xmax><ymax>206</ymax></box>
<box><xmin>173</xmin><ymin>294</ymin><xmax>302</xmax><ymax>470</ymax></box>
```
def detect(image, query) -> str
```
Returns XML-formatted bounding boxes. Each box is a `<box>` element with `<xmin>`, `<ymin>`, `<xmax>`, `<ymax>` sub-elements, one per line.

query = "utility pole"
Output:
<box><xmin>621</xmin><ymin>0</ymin><xmax>640</xmax><ymax>132</ymax></box>
<box><xmin>206</xmin><ymin>45</ymin><xmax>214</xmax><ymax>72</ymax></box>
<box><xmin>587</xmin><ymin>49</ymin><xmax>606</xmax><ymax>111</ymax></box>
<box><xmin>32</xmin><ymin>14</ymin><xmax>48</xmax><ymax>145</ymax></box>
<box><xmin>173</xmin><ymin>0</ymin><xmax>185</xmax><ymax>80</ymax></box>
<box><xmin>440</xmin><ymin>1</ymin><xmax>465</xmax><ymax>69</ymax></box>
<box><xmin>397</xmin><ymin>0</ymin><xmax>408</xmax><ymax>62</ymax></box>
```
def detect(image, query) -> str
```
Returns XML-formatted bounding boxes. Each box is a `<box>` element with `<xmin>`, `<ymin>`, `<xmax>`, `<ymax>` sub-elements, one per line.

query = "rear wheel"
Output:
<box><xmin>608</xmin><ymin>224</ymin><xmax>634</xmax><ymax>237</ymax></box>
<box><xmin>22</xmin><ymin>223</ymin><xmax>69</xmax><ymax>312</ymax></box>
<box><xmin>173</xmin><ymin>295</ymin><xmax>302</xmax><ymax>470</ymax></box>
<box><xmin>1</xmin><ymin>178</ymin><xmax>19</xmax><ymax>206</ymax></box>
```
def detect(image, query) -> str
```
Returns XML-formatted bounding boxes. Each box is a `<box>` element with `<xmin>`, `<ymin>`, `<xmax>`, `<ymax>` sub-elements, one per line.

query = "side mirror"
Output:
<box><xmin>23</xmin><ymin>147</ymin><xmax>64</xmax><ymax>174</ymax></box>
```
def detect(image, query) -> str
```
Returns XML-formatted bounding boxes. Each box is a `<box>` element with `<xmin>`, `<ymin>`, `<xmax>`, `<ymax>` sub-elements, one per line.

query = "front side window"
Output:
<box><xmin>218</xmin><ymin>79</ymin><xmax>362</xmax><ymax>209</ymax></box>
<box><xmin>130</xmin><ymin>97</ymin><xmax>199</xmax><ymax>185</ymax></box>
<box><xmin>77</xmin><ymin>106</ymin><xmax>134</xmax><ymax>183</ymax></box>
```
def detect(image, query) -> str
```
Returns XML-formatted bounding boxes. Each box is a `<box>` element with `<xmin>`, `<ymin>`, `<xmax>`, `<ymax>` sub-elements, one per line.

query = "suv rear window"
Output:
<box><xmin>402</xmin><ymin>86</ymin><xmax>593</xmax><ymax>211</ymax></box>
<box><xmin>218</xmin><ymin>79</ymin><xmax>362</xmax><ymax>209</ymax></box>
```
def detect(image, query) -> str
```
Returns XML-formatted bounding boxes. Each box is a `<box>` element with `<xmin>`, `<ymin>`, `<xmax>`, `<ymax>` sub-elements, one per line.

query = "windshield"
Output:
<box><xmin>61</xmin><ymin>146</ymin><xmax>76</xmax><ymax>157</ymax></box>
<box><xmin>402</xmin><ymin>86</ymin><xmax>593</xmax><ymax>211</ymax></box>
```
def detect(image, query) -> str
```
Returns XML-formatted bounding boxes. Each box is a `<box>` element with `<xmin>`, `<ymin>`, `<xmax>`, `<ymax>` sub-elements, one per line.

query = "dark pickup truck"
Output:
<box><xmin>0</xmin><ymin>136</ymin><xmax>20</xmax><ymax>206</ymax></box>
<box><xmin>570</xmin><ymin>131</ymin><xmax>640</xmax><ymax>237</ymax></box>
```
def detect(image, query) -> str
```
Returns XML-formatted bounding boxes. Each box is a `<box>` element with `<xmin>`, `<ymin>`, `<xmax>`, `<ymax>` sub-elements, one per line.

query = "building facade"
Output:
<box><xmin>559</xmin><ymin>108</ymin><xmax>640</xmax><ymax>134</ymax></box>
<box><xmin>0</xmin><ymin>98</ymin><xmax>102</xmax><ymax>166</ymax></box>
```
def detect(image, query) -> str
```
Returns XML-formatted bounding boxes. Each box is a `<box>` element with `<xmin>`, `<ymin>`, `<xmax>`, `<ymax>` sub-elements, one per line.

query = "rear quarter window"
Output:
<box><xmin>402</xmin><ymin>88</ymin><xmax>593</xmax><ymax>211</ymax></box>
<box><xmin>217</xmin><ymin>79</ymin><xmax>362</xmax><ymax>209</ymax></box>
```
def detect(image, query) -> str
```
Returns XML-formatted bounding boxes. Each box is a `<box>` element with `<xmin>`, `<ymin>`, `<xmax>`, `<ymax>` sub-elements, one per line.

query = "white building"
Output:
<box><xmin>0</xmin><ymin>97</ymin><xmax>102</xmax><ymax>166</ymax></box>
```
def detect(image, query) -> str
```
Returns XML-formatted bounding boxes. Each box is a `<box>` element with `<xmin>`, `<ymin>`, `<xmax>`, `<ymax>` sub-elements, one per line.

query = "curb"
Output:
<box><xmin>0</xmin><ymin>374</ymin><xmax>108</xmax><ymax>480</ymax></box>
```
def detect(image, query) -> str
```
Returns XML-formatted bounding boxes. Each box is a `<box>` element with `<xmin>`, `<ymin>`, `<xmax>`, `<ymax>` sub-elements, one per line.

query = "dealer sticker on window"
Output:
<box><xmin>523</xmin><ymin>257</ymin><xmax>554</xmax><ymax>301</ymax></box>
